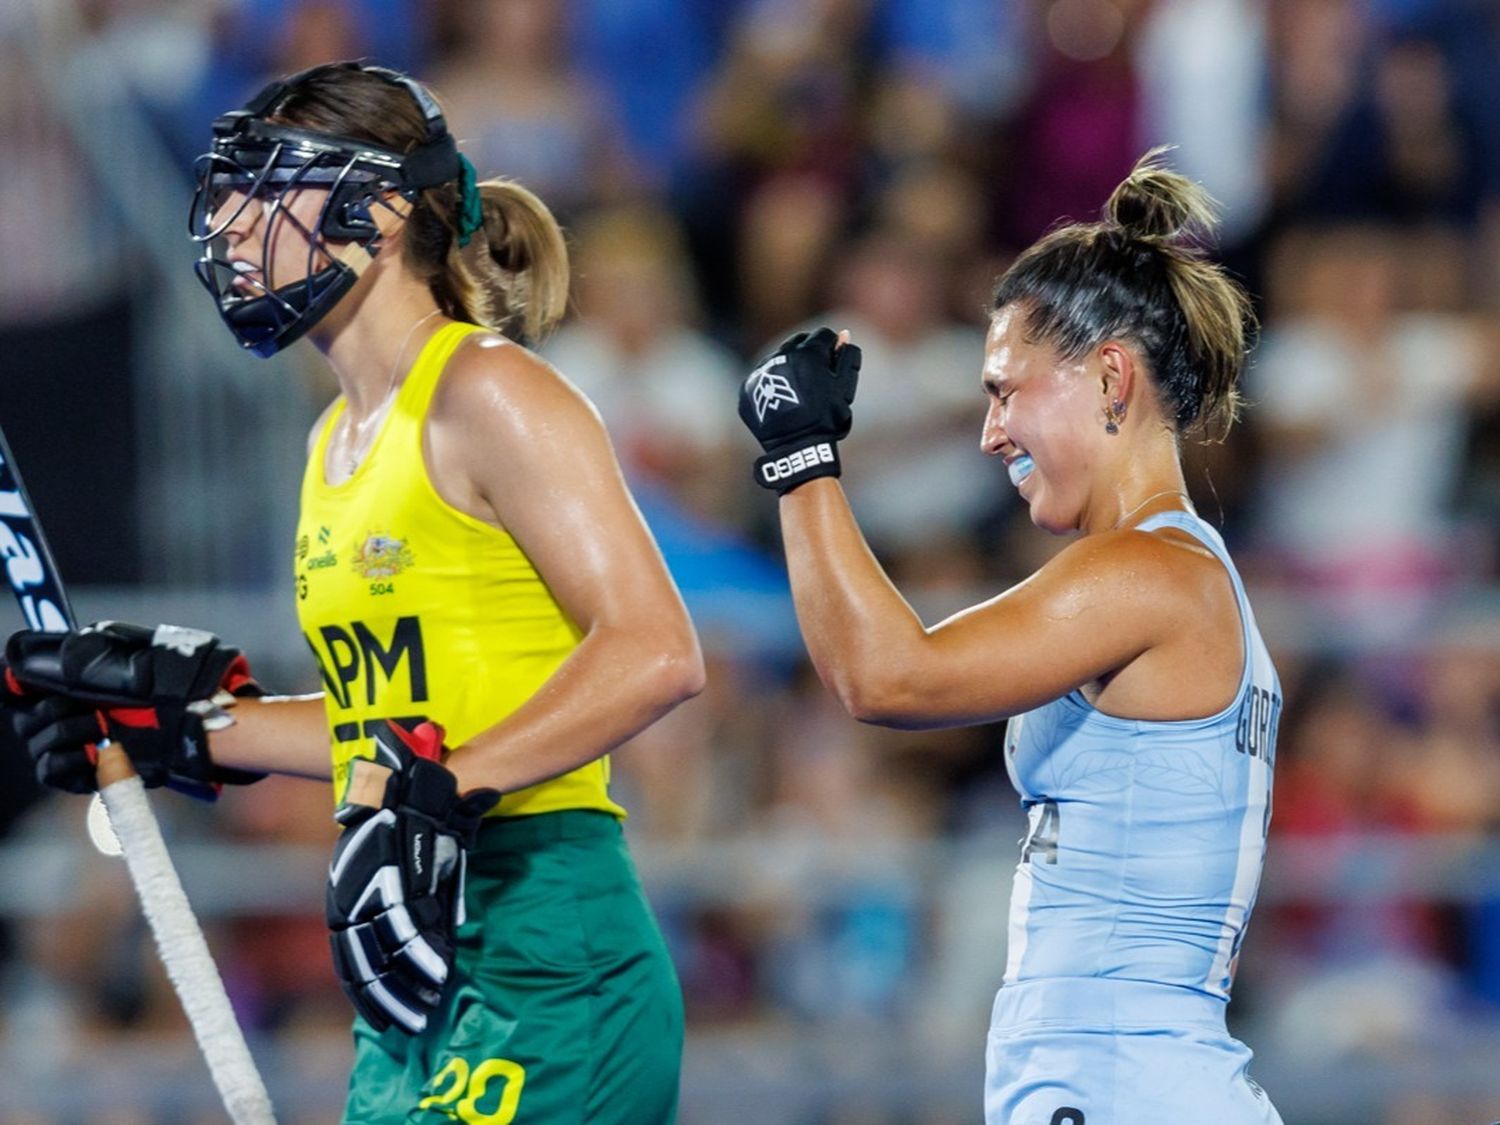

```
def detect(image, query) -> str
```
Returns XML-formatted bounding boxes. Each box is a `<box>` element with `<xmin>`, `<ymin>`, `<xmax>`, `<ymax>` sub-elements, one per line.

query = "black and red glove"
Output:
<box><xmin>2</xmin><ymin>621</ymin><xmax>266</xmax><ymax>799</ymax></box>
<box><xmin>737</xmin><ymin>327</ymin><xmax>862</xmax><ymax>494</ymax></box>
<box><xmin>326</xmin><ymin>720</ymin><xmax>500</xmax><ymax>1033</ymax></box>
<box><xmin>0</xmin><ymin>663</ymin><xmax>97</xmax><ymax>793</ymax></box>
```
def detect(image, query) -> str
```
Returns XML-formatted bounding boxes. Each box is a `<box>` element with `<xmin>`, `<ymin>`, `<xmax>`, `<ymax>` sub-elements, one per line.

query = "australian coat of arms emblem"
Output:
<box><xmin>352</xmin><ymin>533</ymin><xmax>414</xmax><ymax>579</ymax></box>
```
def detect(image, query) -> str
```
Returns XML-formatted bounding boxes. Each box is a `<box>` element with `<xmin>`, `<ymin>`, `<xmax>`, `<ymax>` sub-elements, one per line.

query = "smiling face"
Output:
<box><xmin>980</xmin><ymin>304</ymin><xmax>1117</xmax><ymax>534</ymax></box>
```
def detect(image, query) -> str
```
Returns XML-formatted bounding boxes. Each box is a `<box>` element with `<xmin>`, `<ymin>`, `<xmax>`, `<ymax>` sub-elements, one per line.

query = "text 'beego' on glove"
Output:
<box><xmin>326</xmin><ymin>719</ymin><xmax>500</xmax><ymax>1034</ymax></box>
<box><xmin>737</xmin><ymin>327</ymin><xmax>862</xmax><ymax>494</ymax></box>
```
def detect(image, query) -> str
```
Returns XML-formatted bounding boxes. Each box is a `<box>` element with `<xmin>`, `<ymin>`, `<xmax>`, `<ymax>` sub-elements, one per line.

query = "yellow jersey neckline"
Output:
<box><xmin>315</xmin><ymin>320</ymin><xmax>475</xmax><ymax>492</ymax></box>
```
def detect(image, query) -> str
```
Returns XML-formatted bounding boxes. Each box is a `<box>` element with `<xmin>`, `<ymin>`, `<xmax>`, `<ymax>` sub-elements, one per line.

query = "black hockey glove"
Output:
<box><xmin>0</xmin><ymin>661</ymin><xmax>97</xmax><ymax>794</ymax></box>
<box><xmin>737</xmin><ymin>327</ymin><xmax>862</xmax><ymax>494</ymax></box>
<box><xmin>326</xmin><ymin>719</ymin><xmax>500</xmax><ymax>1034</ymax></box>
<box><xmin>3</xmin><ymin>621</ymin><xmax>266</xmax><ymax>799</ymax></box>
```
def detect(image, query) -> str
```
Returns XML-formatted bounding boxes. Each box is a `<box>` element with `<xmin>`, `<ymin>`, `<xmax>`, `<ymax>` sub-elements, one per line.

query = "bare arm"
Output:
<box><xmin>778</xmin><ymin>479</ymin><xmax>1185</xmax><ymax>728</ymax></box>
<box><xmin>209</xmin><ymin>694</ymin><xmax>333</xmax><ymax>781</ymax></box>
<box><xmin>423</xmin><ymin>337</ymin><xmax>705</xmax><ymax>794</ymax></box>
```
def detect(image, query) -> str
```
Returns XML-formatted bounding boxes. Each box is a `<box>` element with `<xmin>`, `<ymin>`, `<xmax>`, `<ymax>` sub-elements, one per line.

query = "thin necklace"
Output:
<box><xmin>340</xmin><ymin>308</ymin><xmax>442</xmax><ymax>474</ymax></box>
<box><xmin>1111</xmin><ymin>487</ymin><xmax>1189</xmax><ymax>530</ymax></box>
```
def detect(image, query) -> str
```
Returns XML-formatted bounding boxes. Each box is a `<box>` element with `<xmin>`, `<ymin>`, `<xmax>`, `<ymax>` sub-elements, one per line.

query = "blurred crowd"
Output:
<box><xmin>3</xmin><ymin>0</ymin><xmax>1500</xmax><ymax>1121</ymax></box>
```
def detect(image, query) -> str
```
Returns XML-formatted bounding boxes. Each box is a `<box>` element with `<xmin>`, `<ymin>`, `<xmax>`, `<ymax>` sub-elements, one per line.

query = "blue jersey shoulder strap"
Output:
<box><xmin>1132</xmin><ymin>510</ymin><xmax>1253</xmax><ymax>697</ymax></box>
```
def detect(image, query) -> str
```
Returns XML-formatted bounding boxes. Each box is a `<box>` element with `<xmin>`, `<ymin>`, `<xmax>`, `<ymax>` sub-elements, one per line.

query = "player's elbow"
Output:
<box><xmin>835</xmin><ymin>651</ymin><xmax>973</xmax><ymax>730</ymax></box>
<box><xmin>664</xmin><ymin>645</ymin><xmax>707</xmax><ymax>705</ymax></box>
<box><xmin>642</xmin><ymin>628</ymin><xmax>706</xmax><ymax>708</ymax></box>
<box><xmin>844</xmin><ymin>691</ymin><xmax>920</xmax><ymax>728</ymax></box>
<box><xmin>833</xmin><ymin>662</ymin><xmax>921</xmax><ymax>728</ymax></box>
<box><xmin>842</xmin><ymin>687</ymin><xmax>891</xmax><ymax>725</ymax></box>
<box><xmin>844</xmin><ymin>675</ymin><xmax>1006</xmax><ymax>732</ymax></box>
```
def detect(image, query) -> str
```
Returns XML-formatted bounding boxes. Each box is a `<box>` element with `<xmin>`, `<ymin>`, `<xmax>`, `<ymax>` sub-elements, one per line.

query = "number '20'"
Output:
<box><xmin>418</xmin><ymin>1056</ymin><xmax>526</xmax><ymax>1124</ymax></box>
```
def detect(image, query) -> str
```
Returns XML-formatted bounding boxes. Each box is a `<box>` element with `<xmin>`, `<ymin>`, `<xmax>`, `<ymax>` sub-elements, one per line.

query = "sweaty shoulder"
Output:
<box><xmin>423</xmin><ymin>331</ymin><xmax>614</xmax><ymax>526</ymax></box>
<box><xmin>1132</xmin><ymin>523</ymin><xmax>1238</xmax><ymax>624</ymax></box>
<box><xmin>1037</xmin><ymin>526</ymin><xmax>1226</xmax><ymax>642</ymax></box>
<box><xmin>429</xmin><ymin>330</ymin><xmax>604</xmax><ymax>437</ymax></box>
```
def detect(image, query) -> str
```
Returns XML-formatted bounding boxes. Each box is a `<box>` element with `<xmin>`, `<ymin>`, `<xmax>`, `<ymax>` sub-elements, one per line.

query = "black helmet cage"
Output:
<box><xmin>189</xmin><ymin>63</ymin><xmax>462</xmax><ymax>357</ymax></box>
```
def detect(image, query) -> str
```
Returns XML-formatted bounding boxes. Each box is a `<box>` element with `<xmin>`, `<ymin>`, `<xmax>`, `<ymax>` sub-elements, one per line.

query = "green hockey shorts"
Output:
<box><xmin>342</xmin><ymin>810</ymin><xmax>684</xmax><ymax>1124</ymax></box>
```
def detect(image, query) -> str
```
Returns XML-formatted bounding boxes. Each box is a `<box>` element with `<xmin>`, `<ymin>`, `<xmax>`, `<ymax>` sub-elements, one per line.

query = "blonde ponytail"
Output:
<box><xmin>416</xmin><ymin>178</ymin><xmax>569</xmax><ymax>342</ymax></box>
<box><xmin>470</xmin><ymin>180</ymin><xmax>570</xmax><ymax>340</ymax></box>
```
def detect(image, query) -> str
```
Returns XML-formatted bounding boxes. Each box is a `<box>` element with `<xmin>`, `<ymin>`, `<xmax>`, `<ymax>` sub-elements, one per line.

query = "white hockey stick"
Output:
<box><xmin>0</xmin><ymin>428</ymin><xmax>276</xmax><ymax>1123</ymax></box>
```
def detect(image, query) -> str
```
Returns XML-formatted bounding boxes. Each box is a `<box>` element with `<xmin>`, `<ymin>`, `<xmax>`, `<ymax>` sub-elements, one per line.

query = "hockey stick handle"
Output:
<box><xmin>95</xmin><ymin>764</ymin><xmax>277</xmax><ymax>1122</ymax></box>
<box><xmin>0</xmin><ymin>432</ymin><xmax>276</xmax><ymax>1123</ymax></box>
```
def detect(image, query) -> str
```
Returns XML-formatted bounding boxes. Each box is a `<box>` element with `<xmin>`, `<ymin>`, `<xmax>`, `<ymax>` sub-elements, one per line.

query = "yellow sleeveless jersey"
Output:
<box><xmin>294</xmin><ymin>321</ymin><xmax>626</xmax><ymax>819</ymax></box>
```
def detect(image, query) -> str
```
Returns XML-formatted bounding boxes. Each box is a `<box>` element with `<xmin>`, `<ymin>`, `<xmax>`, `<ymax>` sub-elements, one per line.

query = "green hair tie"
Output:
<box><xmin>456</xmin><ymin>154</ymin><xmax>484</xmax><ymax>247</ymax></box>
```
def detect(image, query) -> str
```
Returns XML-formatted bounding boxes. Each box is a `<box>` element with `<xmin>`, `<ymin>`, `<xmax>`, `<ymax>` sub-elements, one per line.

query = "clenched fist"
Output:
<box><xmin>738</xmin><ymin>328</ymin><xmax>861</xmax><ymax>494</ymax></box>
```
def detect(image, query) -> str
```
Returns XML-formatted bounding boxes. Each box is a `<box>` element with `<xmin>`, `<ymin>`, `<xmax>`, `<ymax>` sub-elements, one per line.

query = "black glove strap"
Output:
<box><xmin>754</xmin><ymin>438</ymin><xmax>842</xmax><ymax>494</ymax></box>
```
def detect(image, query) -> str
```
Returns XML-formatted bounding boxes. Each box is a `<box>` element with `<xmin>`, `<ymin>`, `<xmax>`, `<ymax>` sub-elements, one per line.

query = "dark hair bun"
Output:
<box><xmin>1104</xmin><ymin>147</ymin><xmax>1217</xmax><ymax>244</ymax></box>
<box><xmin>992</xmin><ymin>145</ymin><xmax>1253</xmax><ymax>439</ymax></box>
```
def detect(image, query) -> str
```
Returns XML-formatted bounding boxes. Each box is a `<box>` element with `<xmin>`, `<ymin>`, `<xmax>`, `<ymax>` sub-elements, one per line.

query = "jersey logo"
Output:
<box><xmin>307</xmin><ymin>615</ymin><xmax>429</xmax><ymax>711</ymax></box>
<box><xmin>300</xmin><ymin>527</ymin><xmax>337</xmax><ymax>571</ymax></box>
<box><xmin>747</xmin><ymin>355</ymin><xmax>798</xmax><ymax>421</ymax></box>
<box><xmin>352</xmin><ymin>532</ymin><xmax>414</xmax><ymax>580</ymax></box>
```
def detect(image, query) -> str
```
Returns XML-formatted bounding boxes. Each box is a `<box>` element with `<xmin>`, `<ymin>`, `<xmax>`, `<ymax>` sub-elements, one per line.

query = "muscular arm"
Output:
<box><xmin>422</xmin><ymin>337</ymin><xmax>705</xmax><ymax>794</ymax></box>
<box><xmin>779</xmin><ymin>480</ymin><xmax>1183</xmax><ymax>729</ymax></box>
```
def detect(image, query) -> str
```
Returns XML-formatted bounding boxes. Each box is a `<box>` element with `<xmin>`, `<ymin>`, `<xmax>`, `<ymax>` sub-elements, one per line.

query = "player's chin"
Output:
<box><xmin>1024</xmin><ymin>492</ymin><xmax>1073</xmax><ymax>536</ymax></box>
<box><xmin>1029</xmin><ymin>510</ymin><xmax>1068</xmax><ymax>536</ymax></box>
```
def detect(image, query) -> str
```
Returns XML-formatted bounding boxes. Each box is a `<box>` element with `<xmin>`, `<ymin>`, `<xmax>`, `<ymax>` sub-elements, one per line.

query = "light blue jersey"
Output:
<box><xmin>986</xmin><ymin>512</ymin><xmax>1283</xmax><ymax>1125</ymax></box>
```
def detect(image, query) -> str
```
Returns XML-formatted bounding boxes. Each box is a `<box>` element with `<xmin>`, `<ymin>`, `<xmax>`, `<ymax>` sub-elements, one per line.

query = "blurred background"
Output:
<box><xmin>2</xmin><ymin>0</ymin><xmax>1500</xmax><ymax>1121</ymax></box>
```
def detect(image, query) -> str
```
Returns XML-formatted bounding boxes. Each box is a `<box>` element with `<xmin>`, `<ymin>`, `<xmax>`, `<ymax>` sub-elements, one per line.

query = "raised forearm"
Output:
<box><xmin>778</xmin><ymin>478</ymin><xmax>926</xmax><ymax>719</ymax></box>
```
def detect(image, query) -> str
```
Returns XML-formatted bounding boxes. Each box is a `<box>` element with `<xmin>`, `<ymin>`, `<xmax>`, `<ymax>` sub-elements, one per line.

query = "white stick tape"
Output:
<box><xmin>99</xmin><ymin>776</ymin><xmax>277</xmax><ymax>1124</ymax></box>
